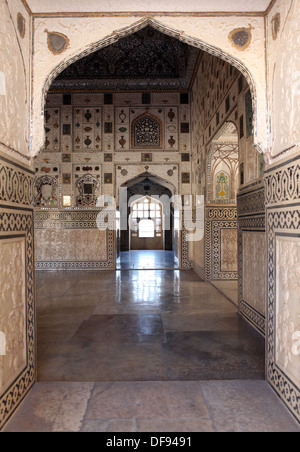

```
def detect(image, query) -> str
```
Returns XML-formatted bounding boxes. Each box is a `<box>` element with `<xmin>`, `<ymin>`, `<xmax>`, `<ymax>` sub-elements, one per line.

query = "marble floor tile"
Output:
<box><xmin>200</xmin><ymin>380</ymin><xmax>300</xmax><ymax>432</ymax></box>
<box><xmin>161</xmin><ymin>312</ymin><xmax>241</xmax><ymax>332</ymax></box>
<box><xmin>85</xmin><ymin>381</ymin><xmax>210</xmax><ymax>420</ymax></box>
<box><xmin>72</xmin><ymin>314</ymin><xmax>164</xmax><ymax>343</ymax></box>
<box><xmin>163</xmin><ymin>328</ymin><xmax>265</xmax><ymax>380</ymax></box>
<box><xmin>37</xmin><ymin>342</ymin><xmax>166</xmax><ymax>381</ymax></box>
<box><xmin>3</xmin><ymin>382</ymin><xmax>93</xmax><ymax>433</ymax></box>
<box><xmin>137</xmin><ymin>418</ymin><xmax>215</xmax><ymax>432</ymax></box>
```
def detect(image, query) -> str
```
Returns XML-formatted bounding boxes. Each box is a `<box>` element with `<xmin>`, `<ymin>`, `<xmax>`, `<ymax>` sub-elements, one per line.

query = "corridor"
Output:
<box><xmin>4</xmin><ymin>266</ymin><xmax>300</xmax><ymax>432</ymax></box>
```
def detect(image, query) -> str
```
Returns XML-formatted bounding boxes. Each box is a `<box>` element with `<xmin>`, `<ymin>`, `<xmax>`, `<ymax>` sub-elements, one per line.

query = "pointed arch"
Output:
<box><xmin>34</xmin><ymin>16</ymin><xmax>265</xmax><ymax>157</ymax></box>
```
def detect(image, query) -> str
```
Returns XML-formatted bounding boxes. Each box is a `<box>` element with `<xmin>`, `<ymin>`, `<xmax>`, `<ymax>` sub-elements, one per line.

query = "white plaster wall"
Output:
<box><xmin>0</xmin><ymin>0</ymin><xmax>31</xmax><ymax>161</ymax></box>
<box><xmin>31</xmin><ymin>15</ymin><xmax>267</xmax><ymax>158</ymax></box>
<box><xmin>266</xmin><ymin>0</ymin><xmax>300</xmax><ymax>160</ymax></box>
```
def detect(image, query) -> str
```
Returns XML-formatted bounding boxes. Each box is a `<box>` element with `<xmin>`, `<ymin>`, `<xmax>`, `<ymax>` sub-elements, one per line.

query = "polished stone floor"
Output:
<box><xmin>3</xmin><ymin>266</ymin><xmax>300</xmax><ymax>432</ymax></box>
<box><xmin>116</xmin><ymin>250</ymin><xmax>179</xmax><ymax>269</ymax></box>
<box><xmin>34</xmin><ymin>269</ymin><xmax>265</xmax><ymax>382</ymax></box>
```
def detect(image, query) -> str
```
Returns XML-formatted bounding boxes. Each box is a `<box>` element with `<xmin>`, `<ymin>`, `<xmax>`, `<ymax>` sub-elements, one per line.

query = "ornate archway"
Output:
<box><xmin>32</xmin><ymin>16</ymin><xmax>267</xmax><ymax>158</ymax></box>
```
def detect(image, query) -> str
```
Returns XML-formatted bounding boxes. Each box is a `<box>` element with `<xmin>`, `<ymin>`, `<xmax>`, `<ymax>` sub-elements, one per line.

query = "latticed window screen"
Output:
<box><xmin>132</xmin><ymin>115</ymin><xmax>161</xmax><ymax>148</ymax></box>
<box><xmin>131</xmin><ymin>197</ymin><xmax>162</xmax><ymax>238</ymax></box>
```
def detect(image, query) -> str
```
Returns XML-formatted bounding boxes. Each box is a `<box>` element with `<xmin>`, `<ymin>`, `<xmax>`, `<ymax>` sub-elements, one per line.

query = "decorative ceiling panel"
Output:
<box><xmin>51</xmin><ymin>26</ymin><xmax>200</xmax><ymax>91</ymax></box>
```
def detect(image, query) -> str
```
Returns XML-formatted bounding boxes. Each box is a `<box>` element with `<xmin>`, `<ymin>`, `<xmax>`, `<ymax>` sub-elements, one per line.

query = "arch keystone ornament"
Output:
<box><xmin>46</xmin><ymin>30</ymin><xmax>69</xmax><ymax>55</ymax></box>
<box><xmin>228</xmin><ymin>26</ymin><xmax>253</xmax><ymax>51</ymax></box>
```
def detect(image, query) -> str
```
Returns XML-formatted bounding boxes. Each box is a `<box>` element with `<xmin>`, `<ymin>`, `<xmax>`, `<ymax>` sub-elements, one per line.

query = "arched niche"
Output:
<box><xmin>206</xmin><ymin>122</ymin><xmax>239</xmax><ymax>204</ymax></box>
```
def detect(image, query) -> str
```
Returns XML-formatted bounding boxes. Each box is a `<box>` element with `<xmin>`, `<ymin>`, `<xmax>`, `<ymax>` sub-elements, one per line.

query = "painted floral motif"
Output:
<box><xmin>216</xmin><ymin>171</ymin><xmax>229</xmax><ymax>199</ymax></box>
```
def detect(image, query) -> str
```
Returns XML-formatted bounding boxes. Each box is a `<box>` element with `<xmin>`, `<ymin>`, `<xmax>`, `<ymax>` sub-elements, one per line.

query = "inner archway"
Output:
<box><xmin>117</xmin><ymin>173</ymin><xmax>178</xmax><ymax>269</ymax></box>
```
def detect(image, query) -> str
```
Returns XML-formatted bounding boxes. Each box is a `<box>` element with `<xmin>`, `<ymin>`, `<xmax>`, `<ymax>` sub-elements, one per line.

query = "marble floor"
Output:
<box><xmin>34</xmin><ymin>269</ymin><xmax>265</xmax><ymax>382</ymax></box>
<box><xmin>116</xmin><ymin>250</ymin><xmax>179</xmax><ymax>269</ymax></box>
<box><xmin>3</xmin><ymin>267</ymin><xmax>300</xmax><ymax>432</ymax></box>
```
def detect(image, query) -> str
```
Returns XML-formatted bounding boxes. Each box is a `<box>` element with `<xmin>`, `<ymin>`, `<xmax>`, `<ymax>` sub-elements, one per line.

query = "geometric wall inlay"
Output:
<box><xmin>0</xmin><ymin>157</ymin><xmax>33</xmax><ymax>206</ymax></box>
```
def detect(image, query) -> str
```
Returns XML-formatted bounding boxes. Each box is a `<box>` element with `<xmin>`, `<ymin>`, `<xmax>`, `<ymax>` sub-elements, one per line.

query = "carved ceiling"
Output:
<box><xmin>51</xmin><ymin>26</ymin><xmax>201</xmax><ymax>91</ymax></box>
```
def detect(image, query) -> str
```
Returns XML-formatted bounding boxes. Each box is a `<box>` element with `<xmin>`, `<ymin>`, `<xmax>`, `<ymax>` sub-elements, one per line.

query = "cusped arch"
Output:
<box><xmin>35</xmin><ymin>16</ymin><xmax>265</xmax><ymax>157</ymax></box>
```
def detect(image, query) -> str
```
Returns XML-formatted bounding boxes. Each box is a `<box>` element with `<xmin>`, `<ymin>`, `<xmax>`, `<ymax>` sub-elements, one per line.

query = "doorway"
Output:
<box><xmin>116</xmin><ymin>174</ymin><xmax>179</xmax><ymax>270</ymax></box>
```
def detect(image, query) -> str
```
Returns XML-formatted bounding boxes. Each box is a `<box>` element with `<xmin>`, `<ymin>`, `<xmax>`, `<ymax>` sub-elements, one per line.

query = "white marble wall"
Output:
<box><xmin>242</xmin><ymin>231</ymin><xmax>266</xmax><ymax>317</ymax></box>
<box><xmin>0</xmin><ymin>238</ymin><xmax>26</xmax><ymax>395</ymax></box>
<box><xmin>0</xmin><ymin>0</ymin><xmax>31</xmax><ymax>160</ymax></box>
<box><xmin>266</xmin><ymin>0</ymin><xmax>300</xmax><ymax>160</ymax></box>
<box><xmin>276</xmin><ymin>236</ymin><xmax>300</xmax><ymax>387</ymax></box>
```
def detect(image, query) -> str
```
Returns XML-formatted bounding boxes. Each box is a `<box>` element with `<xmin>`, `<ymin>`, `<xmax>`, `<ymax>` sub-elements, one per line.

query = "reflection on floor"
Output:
<box><xmin>116</xmin><ymin>250</ymin><xmax>179</xmax><ymax>269</ymax></box>
<box><xmin>34</xmin><ymin>269</ymin><xmax>264</xmax><ymax>382</ymax></box>
<box><xmin>4</xmin><ymin>269</ymin><xmax>300</xmax><ymax>432</ymax></box>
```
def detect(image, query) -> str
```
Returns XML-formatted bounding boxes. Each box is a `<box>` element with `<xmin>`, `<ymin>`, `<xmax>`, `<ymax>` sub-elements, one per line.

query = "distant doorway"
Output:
<box><xmin>116</xmin><ymin>250</ymin><xmax>179</xmax><ymax>270</ymax></box>
<box><xmin>130</xmin><ymin>196</ymin><xmax>163</xmax><ymax>251</ymax></box>
<box><xmin>116</xmin><ymin>173</ymin><xmax>179</xmax><ymax>269</ymax></box>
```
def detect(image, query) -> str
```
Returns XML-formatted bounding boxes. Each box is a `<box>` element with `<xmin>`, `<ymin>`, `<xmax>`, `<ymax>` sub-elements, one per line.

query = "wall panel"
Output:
<box><xmin>34</xmin><ymin>210</ymin><xmax>114</xmax><ymax>270</ymax></box>
<box><xmin>0</xmin><ymin>152</ymin><xmax>35</xmax><ymax>431</ymax></box>
<box><xmin>265</xmin><ymin>153</ymin><xmax>300</xmax><ymax>423</ymax></box>
<box><xmin>237</xmin><ymin>181</ymin><xmax>266</xmax><ymax>335</ymax></box>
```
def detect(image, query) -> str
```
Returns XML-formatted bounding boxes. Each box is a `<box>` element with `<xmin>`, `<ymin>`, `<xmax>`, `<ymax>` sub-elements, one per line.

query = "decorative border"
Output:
<box><xmin>205</xmin><ymin>206</ymin><xmax>237</xmax><ymax>280</ymax></box>
<box><xmin>265</xmin><ymin>155</ymin><xmax>300</xmax><ymax>423</ymax></box>
<box><xmin>240</xmin><ymin>300</ymin><xmax>265</xmax><ymax>335</ymax></box>
<box><xmin>267</xmin><ymin>207</ymin><xmax>300</xmax><ymax>422</ymax></box>
<box><xmin>265</xmin><ymin>157</ymin><xmax>300</xmax><ymax>205</ymax></box>
<box><xmin>181</xmin><ymin>215</ymin><xmax>192</xmax><ymax>270</ymax></box>
<box><xmin>0</xmin><ymin>156</ymin><xmax>33</xmax><ymax>206</ymax></box>
<box><xmin>237</xmin><ymin>182</ymin><xmax>266</xmax><ymax>335</ymax></box>
<box><xmin>34</xmin><ymin>209</ymin><xmax>115</xmax><ymax>270</ymax></box>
